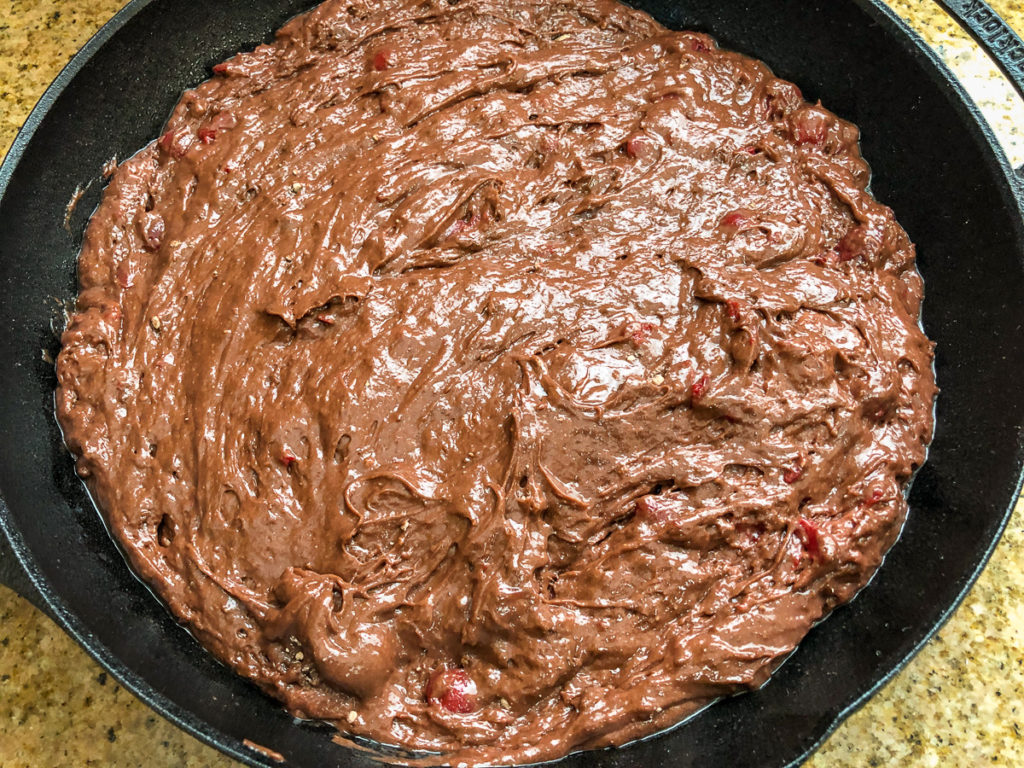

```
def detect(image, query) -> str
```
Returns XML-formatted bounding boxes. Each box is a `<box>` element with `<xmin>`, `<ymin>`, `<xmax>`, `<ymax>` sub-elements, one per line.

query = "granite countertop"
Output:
<box><xmin>1</xmin><ymin>1</ymin><xmax>1022</xmax><ymax>766</ymax></box>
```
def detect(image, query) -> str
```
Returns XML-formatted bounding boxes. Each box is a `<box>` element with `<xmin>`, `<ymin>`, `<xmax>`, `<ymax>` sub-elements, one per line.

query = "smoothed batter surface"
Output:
<box><xmin>55</xmin><ymin>0</ymin><xmax>936</xmax><ymax>763</ymax></box>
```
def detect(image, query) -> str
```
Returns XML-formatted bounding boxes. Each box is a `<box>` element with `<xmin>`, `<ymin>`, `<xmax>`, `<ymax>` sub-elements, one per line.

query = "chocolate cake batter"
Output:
<box><xmin>55</xmin><ymin>0</ymin><xmax>936</xmax><ymax>762</ymax></box>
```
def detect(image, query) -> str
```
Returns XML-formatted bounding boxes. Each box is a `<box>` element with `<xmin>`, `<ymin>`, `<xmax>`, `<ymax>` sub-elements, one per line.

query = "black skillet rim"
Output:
<box><xmin>0</xmin><ymin>1</ymin><xmax>1022</xmax><ymax>767</ymax></box>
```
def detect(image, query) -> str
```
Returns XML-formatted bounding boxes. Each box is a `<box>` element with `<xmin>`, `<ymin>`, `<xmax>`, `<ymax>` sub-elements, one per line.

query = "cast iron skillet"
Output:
<box><xmin>1</xmin><ymin>1</ymin><xmax>1023</xmax><ymax>766</ymax></box>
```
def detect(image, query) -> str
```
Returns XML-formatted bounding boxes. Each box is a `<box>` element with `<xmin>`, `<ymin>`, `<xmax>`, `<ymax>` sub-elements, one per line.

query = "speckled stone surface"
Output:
<box><xmin>1</xmin><ymin>2</ymin><xmax>1022</xmax><ymax>766</ymax></box>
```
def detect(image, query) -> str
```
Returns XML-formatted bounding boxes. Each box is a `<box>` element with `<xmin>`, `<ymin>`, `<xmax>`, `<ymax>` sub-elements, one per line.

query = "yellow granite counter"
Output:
<box><xmin>1</xmin><ymin>1</ymin><xmax>1022</xmax><ymax>766</ymax></box>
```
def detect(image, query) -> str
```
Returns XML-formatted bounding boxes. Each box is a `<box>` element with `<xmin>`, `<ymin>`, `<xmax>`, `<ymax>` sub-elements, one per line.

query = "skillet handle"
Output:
<box><xmin>0</xmin><ymin>522</ymin><xmax>52</xmax><ymax>617</ymax></box>
<box><xmin>936</xmin><ymin>0</ymin><xmax>1024</xmax><ymax>180</ymax></box>
<box><xmin>935</xmin><ymin>0</ymin><xmax>1024</xmax><ymax>103</ymax></box>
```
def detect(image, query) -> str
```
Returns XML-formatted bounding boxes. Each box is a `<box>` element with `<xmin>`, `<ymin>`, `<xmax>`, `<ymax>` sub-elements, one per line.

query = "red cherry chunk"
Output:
<box><xmin>372</xmin><ymin>47</ymin><xmax>395</xmax><ymax>71</ymax></box>
<box><xmin>782</xmin><ymin>455</ymin><xmax>806</xmax><ymax>484</ymax></box>
<box><xmin>624</xmin><ymin>132</ymin><xmax>650</xmax><ymax>159</ymax></box>
<box><xmin>158</xmin><ymin>130</ymin><xmax>176</xmax><ymax>154</ymax></box>
<box><xmin>212</xmin><ymin>62</ymin><xmax>229</xmax><ymax>74</ymax></box>
<box><xmin>691</xmin><ymin>373</ymin><xmax>709</xmax><ymax>403</ymax></box>
<box><xmin>680</xmin><ymin>33</ymin><xmax>713</xmax><ymax>53</ymax></box>
<box><xmin>797</xmin><ymin>518</ymin><xmax>821</xmax><ymax>559</ymax></box>
<box><xmin>158</xmin><ymin>128</ymin><xmax>193</xmax><ymax>159</ymax></box>
<box><xmin>791</xmin><ymin>107</ymin><xmax>829</xmax><ymax>146</ymax></box>
<box><xmin>835</xmin><ymin>226</ymin><xmax>867</xmax><ymax>262</ymax></box>
<box><xmin>198</xmin><ymin>111</ymin><xmax>237</xmax><ymax>145</ymax></box>
<box><xmin>725</xmin><ymin>299</ymin><xmax>741</xmax><ymax>323</ymax></box>
<box><xmin>635</xmin><ymin>494</ymin><xmax>671</xmax><ymax>524</ymax></box>
<box><xmin>115</xmin><ymin>262</ymin><xmax>134</xmax><ymax>289</ymax></box>
<box><xmin>446</xmin><ymin>212</ymin><xmax>481</xmax><ymax>239</ymax></box>
<box><xmin>626</xmin><ymin>321</ymin><xmax>656</xmax><ymax>347</ymax></box>
<box><xmin>720</xmin><ymin>211</ymin><xmax>755</xmax><ymax>235</ymax></box>
<box><xmin>142</xmin><ymin>214</ymin><xmax>165</xmax><ymax>250</ymax></box>
<box><xmin>426</xmin><ymin>666</ymin><xmax>477</xmax><ymax>713</ymax></box>
<box><xmin>279</xmin><ymin>449</ymin><xmax>298</xmax><ymax>468</ymax></box>
<box><xmin>811</xmin><ymin>250</ymin><xmax>838</xmax><ymax>267</ymax></box>
<box><xmin>864</xmin><ymin>488</ymin><xmax>884</xmax><ymax>505</ymax></box>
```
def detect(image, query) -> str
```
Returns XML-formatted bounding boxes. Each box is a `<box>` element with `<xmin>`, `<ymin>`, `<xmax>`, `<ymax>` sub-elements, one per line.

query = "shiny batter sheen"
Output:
<box><xmin>55</xmin><ymin>0</ymin><xmax>937</xmax><ymax>763</ymax></box>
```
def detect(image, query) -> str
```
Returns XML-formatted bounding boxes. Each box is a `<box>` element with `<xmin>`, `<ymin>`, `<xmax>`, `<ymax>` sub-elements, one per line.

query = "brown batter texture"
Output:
<box><xmin>55</xmin><ymin>0</ymin><xmax>937</xmax><ymax>763</ymax></box>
